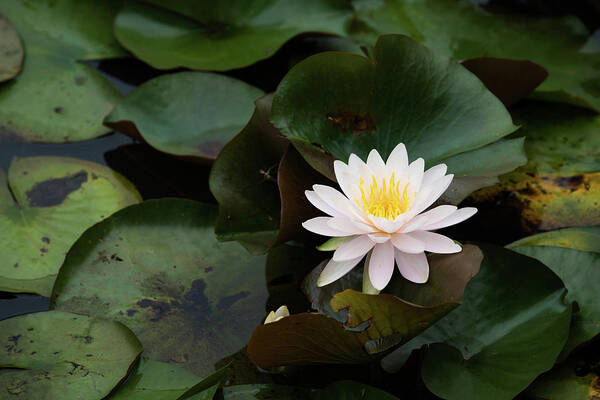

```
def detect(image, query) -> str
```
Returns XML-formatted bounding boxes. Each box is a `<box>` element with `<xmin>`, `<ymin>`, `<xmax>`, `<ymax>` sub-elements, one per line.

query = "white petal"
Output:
<box><xmin>369</xmin><ymin>216</ymin><xmax>398</xmax><ymax>234</ymax></box>
<box><xmin>386</xmin><ymin>143</ymin><xmax>409</xmax><ymax>172</ymax></box>
<box><xmin>317</xmin><ymin>256</ymin><xmax>364</xmax><ymax>286</ymax></box>
<box><xmin>391</xmin><ymin>232</ymin><xmax>425</xmax><ymax>254</ymax></box>
<box><xmin>302</xmin><ymin>217</ymin><xmax>352</xmax><ymax>237</ymax></box>
<box><xmin>406</xmin><ymin>157</ymin><xmax>425</xmax><ymax>192</ymax></box>
<box><xmin>395</xmin><ymin>250</ymin><xmax>429</xmax><ymax>283</ymax></box>
<box><xmin>368</xmin><ymin>241</ymin><xmax>396</xmax><ymax>290</ymax></box>
<box><xmin>264</xmin><ymin>311</ymin><xmax>277</xmax><ymax>324</ymax></box>
<box><xmin>333</xmin><ymin>235</ymin><xmax>376</xmax><ymax>261</ymax></box>
<box><xmin>421</xmin><ymin>207</ymin><xmax>478</xmax><ymax>231</ymax></box>
<box><xmin>367</xmin><ymin>149</ymin><xmax>387</xmax><ymax>179</ymax></box>
<box><xmin>368</xmin><ymin>232</ymin><xmax>391</xmax><ymax>243</ymax></box>
<box><xmin>334</xmin><ymin>160</ymin><xmax>357</xmax><ymax>199</ymax></box>
<box><xmin>348</xmin><ymin>153</ymin><xmax>367</xmax><ymax>173</ymax></box>
<box><xmin>274</xmin><ymin>305</ymin><xmax>290</xmax><ymax>319</ymax></box>
<box><xmin>402</xmin><ymin>205</ymin><xmax>457</xmax><ymax>233</ymax></box>
<box><xmin>312</xmin><ymin>184</ymin><xmax>356</xmax><ymax>218</ymax></box>
<box><xmin>328</xmin><ymin>217</ymin><xmax>376</xmax><ymax>234</ymax></box>
<box><xmin>411</xmin><ymin>174</ymin><xmax>454</xmax><ymax>215</ymax></box>
<box><xmin>421</xmin><ymin>164</ymin><xmax>447</xmax><ymax>187</ymax></box>
<box><xmin>305</xmin><ymin>190</ymin><xmax>344</xmax><ymax>218</ymax></box>
<box><xmin>410</xmin><ymin>231</ymin><xmax>462</xmax><ymax>254</ymax></box>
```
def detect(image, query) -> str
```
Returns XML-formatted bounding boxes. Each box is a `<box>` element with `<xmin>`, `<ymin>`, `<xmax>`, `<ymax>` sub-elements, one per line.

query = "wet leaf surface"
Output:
<box><xmin>0</xmin><ymin>310</ymin><xmax>143</xmax><ymax>399</ymax></box>
<box><xmin>0</xmin><ymin>0</ymin><xmax>125</xmax><ymax>142</ymax></box>
<box><xmin>382</xmin><ymin>245</ymin><xmax>571</xmax><ymax>400</ymax></box>
<box><xmin>110</xmin><ymin>358</ymin><xmax>227</xmax><ymax>400</ymax></box>
<box><xmin>271</xmin><ymin>34</ymin><xmax>522</xmax><ymax>203</ymax></box>
<box><xmin>113</xmin><ymin>0</ymin><xmax>352</xmax><ymax>71</ymax></box>
<box><xmin>0</xmin><ymin>156</ymin><xmax>141</xmax><ymax>296</ymax></box>
<box><xmin>51</xmin><ymin>199</ymin><xmax>269</xmax><ymax>376</ymax></box>
<box><xmin>509</xmin><ymin>227</ymin><xmax>600</xmax><ymax>359</ymax></box>
<box><xmin>0</xmin><ymin>15</ymin><xmax>23</xmax><ymax>82</ymax></box>
<box><xmin>350</xmin><ymin>0</ymin><xmax>600</xmax><ymax>111</ymax></box>
<box><xmin>105</xmin><ymin>72</ymin><xmax>264</xmax><ymax>160</ymax></box>
<box><xmin>470</xmin><ymin>101</ymin><xmax>600</xmax><ymax>233</ymax></box>
<box><xmin>223</xmin><ymin>381</ymin><xmax>398</xmax><ymax>399</ymax></box>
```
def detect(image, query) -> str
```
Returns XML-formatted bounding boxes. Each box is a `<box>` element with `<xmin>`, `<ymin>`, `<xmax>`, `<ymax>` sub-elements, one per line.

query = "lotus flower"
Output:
<box><xmin>264</xmin><ymin>305</ymin><xmax>290</xmax><ymax>324</ymax></box>
<box><xmin>302</xmin><ymin>143</ymin><xmax>477</xmax><ymax>291</ymax></box>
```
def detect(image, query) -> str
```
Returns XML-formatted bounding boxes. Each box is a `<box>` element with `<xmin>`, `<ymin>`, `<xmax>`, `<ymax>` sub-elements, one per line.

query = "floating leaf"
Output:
<box><xmin>526</xmin><ymin>355</ymin><xmax>600</xmax><ymax>400</ymax></box>
<box><xmin>460</xmin><ymin>57</ymin><xmax>548</xmax><ymax>107</ymax></box>
<box><xmin>222</xmin><ymin>381</ymin><xmax>398</xmax><ymax>399</ymax></box>
<box><xmin>509</xmin><ymin>226</ymin><xmax>600</xmax><ymax>253</ymax></box>
<box><xmin>0</xmin><ymin>15</ymin><xmax>23</xmax><ymax>82</ymax></box>
<box><xmin>51</xmin><ymin>199</ymin><xmax>269</xmax><ymax>376</ymax></box>
<box><xmin>113</xmin><ymin>0</ymin><xmax>352</xmax><ymax>71</ymax></box>
<box><xmin>271</xmin><ymin>34</ymin><xmax>521</xmax><ymax>203</ymax></box>
<box><xmin>110</xmin><ymin>358</ymin><xmax>228</xmax><ymax>400</ymax></box>
<box><xmin>0</xmin><ymin>310</ymin><xmax>143</xmax><ymax>399</ymax></box>
<box><xmin>0</xmin><ymin>156</ymin><xmax>141</xmax><ymax>296</ymax></box>
<box><xmin>470</xmin><ymin>101</ymin><xmax>600</xmax><ymax>232</ymax></box>
<box><xmin>104</xmin><ymin>72</ymin><xmax>264</xmax><ymax>160</ymax></box>
<box><xmin>382</xmin><ymin>245</ymin><xmax>571</xmax><ymax>400</ymax></box>
<box><xmin>247</xmin><ymin>312</ymin><xmax>371</xmax><ymax>367</ymax></box>
<box><xmin>350</xmin><ymin>0</ymin><xmax>600</xmax><ymax>111</ymax></box>
<box><xmin>509</xmin><ymin>227</ymin><xmax>600</xmax><ymax>359</ymax></box>
<box><xmin>210</xmin><ymin>96</ymin><xmax>329</xmax><ymax>254</ymax></box>
<box><xmin>0</xmin><ymin>0</ymin><xmax>125</xmax><ymax>142</ymax></box>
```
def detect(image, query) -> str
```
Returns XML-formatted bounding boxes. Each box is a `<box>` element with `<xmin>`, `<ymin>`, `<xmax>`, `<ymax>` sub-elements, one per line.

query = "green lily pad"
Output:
<box><xmin>113</xmin><ymin>0</ymin><xmax>352</xmax><ymax>71</ymax></box>
<box><xmin>271</xmin><ymin>34</ymin><xmax>522</xmax><ymax>203</ymax></box>
<box><xmin>0</xmin><ymin>15</ymin><xmax>23</xmax><ymax>82</ymax></box>
<box><xmin>222</xmin><ymin>381</ymin><xmax>398</xmax><ymax>399</ymax></box>
<box><xmin>271</xmin><ymin>34</ymin><xmax>517</xmax><ymax>163</ymax></box>
<box><xmin>210</xmin><ymin>96</ymin><xmax>329</xmax><ymax>254</ymax></box>
<box><xmin>350</xmin><ymin>0</ymin><xmax>600</xmax><ymax>111</ymax></box>
<box><xmin>104</xmin><ymin>72</ymin><xmax>264</xmax><ymax>160</ymax></box>
<box><xmin>51</xmin><ymin>199</ymin><xmax>269</xmax><ymax>376</ymax></box>
<box><xmin>509</xmin><ymin>228</ymin><xmax>600</xmax><ymax>359</ymax></box>
<box><xmin>0</xmin><ymin>0</ymin><xmax>126</xmax><ymax>142</ymax></box>
<box><xmin>0</xmin><ymin>310</ymin><xmax>143</xmax><ymax>399</ymax></box>
<box><xmin>526</xmin><ymin>355</ymin><xmax>600</xmax><ymax>400</ymax></box>
<box><xmin>471</xmin><ymin>101</ymin><xmax>600</xmax><ymax>232</ymax></box>
<box><xmin>110</xmin><ymin>358</ymin><xmax>228</xmax><ymax>400</ymax></box>
<box><xmin>509</xmin><ymin>226</ymin><xmax>600</xmax><ymax>253</ymax></box>
<box><xmin>0</xmin><ymin>156</ymin><xmax>141</xmax><ymax>296</ymax></box>
<box><xmin>383</xmin><ymin>245</ymin><xmax>571</xmax><ymax>400</ymax></box>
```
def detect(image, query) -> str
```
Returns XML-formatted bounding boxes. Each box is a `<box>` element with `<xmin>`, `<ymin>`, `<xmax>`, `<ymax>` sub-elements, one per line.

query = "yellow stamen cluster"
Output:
<box><xmin>356</xmin><ymin>173</ymin><xmax>413</xmax><ymax>220</ymax></box>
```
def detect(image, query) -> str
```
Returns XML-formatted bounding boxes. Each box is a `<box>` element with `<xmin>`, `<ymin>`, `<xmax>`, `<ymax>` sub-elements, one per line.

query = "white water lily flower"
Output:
<box><xmin>264</xmin><ymin>305</ymin><xmax>290</xmax><ymax>324</ymax></box>
<box><xmin>302</xmin><ymin>143</ymin><xmax>477</xmax><ymax>291</ymax></box>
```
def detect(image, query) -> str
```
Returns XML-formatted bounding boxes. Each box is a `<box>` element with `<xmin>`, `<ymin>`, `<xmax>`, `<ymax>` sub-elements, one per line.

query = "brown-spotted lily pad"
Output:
<box><xmin>51</xmin><ymin>199</ymin><xmax>270</xmax><ymax>376</ymax></box>
<box><xmin>0</xmin><ymin>156</ymin><xmax>141</xmax><ymax>296</ymax></box>
<box><xmin>0</xmin><ymin>310</ymin><xmax>143</xmax><ymax>400</ymax></box>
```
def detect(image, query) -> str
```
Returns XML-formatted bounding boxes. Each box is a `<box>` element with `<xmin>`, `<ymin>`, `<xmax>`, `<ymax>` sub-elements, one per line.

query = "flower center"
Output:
<box><xmin>355</xmin><ymin>173</ymin><xmax>413</xmax><ymax>220</ymax></box>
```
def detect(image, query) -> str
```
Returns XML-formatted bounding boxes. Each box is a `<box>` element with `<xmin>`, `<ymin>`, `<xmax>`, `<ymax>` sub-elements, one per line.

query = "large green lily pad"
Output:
<box><xmin>0</xmin><ymin>310</ymin><xmax>143</xmax><ymax>399</ymax></box>
<box><xmin>0</xmin><ymin>15</ymin><xmax>23</xmax><ymax>82</ymax></box>
<box><xmin>382</xmin><ymin>245</ymin><xmax>571</xmax><ymax>400</ymax></box>
<box><xmin>271</xmin><ymin>34</ymin><xmax>522</xmax><ymax>203</ymax></box>
<box><xmin>0</xmin><ymin>156</ymin><xmax>141</xmax><ymax>296</ymax></box>
<box><xmin>471</xmin><ymin>101</ymin><xmax>600</xmax><ymax>232</ymax></box>
<box><xmin>51</xmin><ymin>199</ymin><xmax>270</xmax><ymax>376</ymax></box>
<box><xmin>350</xmin><ymin>0</ymin><xmax>600</xmax><ymax>111</ymax></box>
<box><xmin>113</xmin><ymin>0</ymin><xmax>352</xmax><ymax>71</ymax></box>
<box><xmin>509</xmin><ymin>227</ymin><xmax>600</xmax><ymax>359</ymax></box>
<box><xmin>509</xmin><ymin>226</ymin><xmax>600</xmax><ymax>253</ymax></box>
<box><xmin>271</xmin><ymin>34</ymin><xmax>517</xmax><ymax>163</ymax></box>
<box><xmin>0</xmin><ymin>0</ymin><xmax>125</xmax><ymax>142</ymax></box>
<box><xmin>104</xmin><ymin>72</ymin><xmax>264</xmax><ymax>160</ymax></box>
<box><xmin>110</xmin><ymin>358</ymin><xmax>228</xmax><ymax>400</ymax></box>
